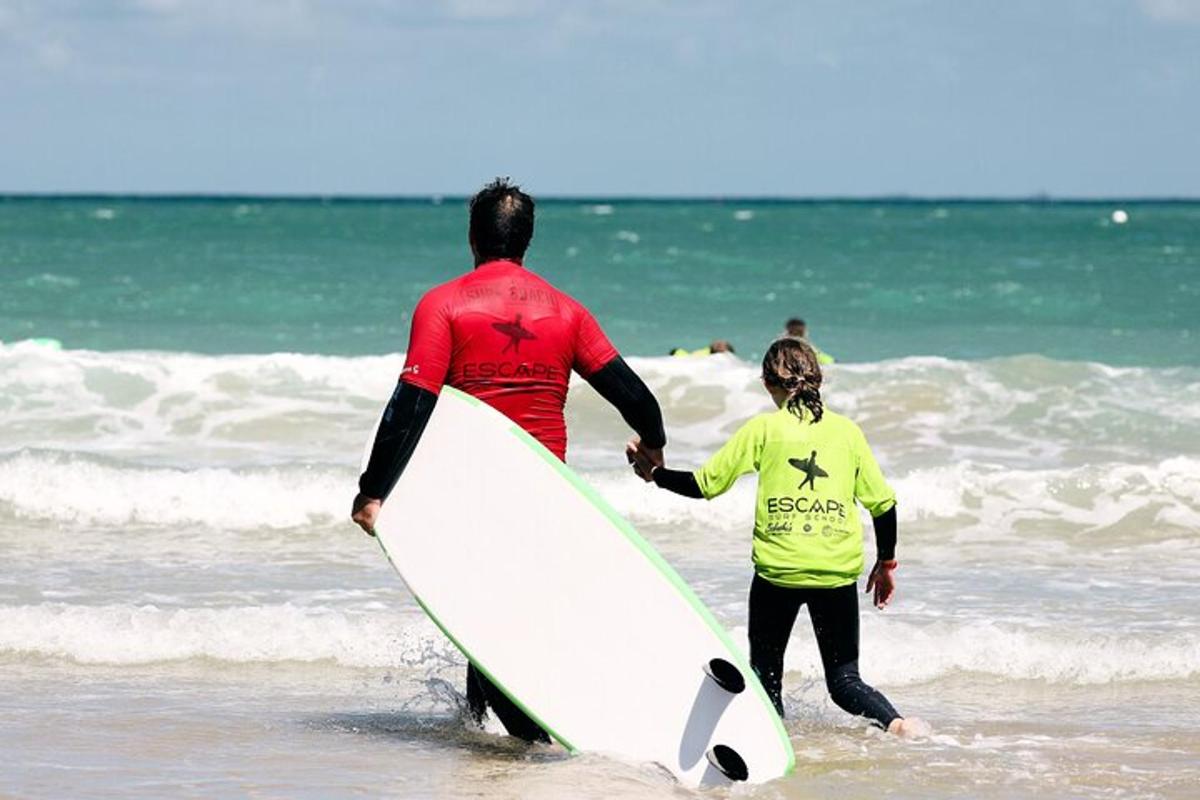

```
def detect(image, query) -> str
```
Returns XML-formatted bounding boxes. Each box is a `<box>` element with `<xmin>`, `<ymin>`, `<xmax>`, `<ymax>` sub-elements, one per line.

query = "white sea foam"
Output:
<box><xmin>2</xmin><ymin>344</ymin><xmax>1197</xmax><ymax>554</ymax></box>
<box><xmin>0</xmin><ymin>602</ymin><xmax>453</xmax><ymax>668</ymax></box>
<box><xmin>0</xmin><ymin>344</ymin><xmax>399</xmax><ymax>462</ymax></box>
<box><xmin>772</xmin><ymin>616</ymin><xmax>1200</xmax><ymax>686</ymax></box>
<box><xmin>23</xmin><ymin>273</ymin><xmax>80</xmax><ymax>289</ymax></box>
<box><xmin>891</xmin><ymin>456</ymin><xmax>1200</xmax><ymax>537</ymax></box>
<box><xmin>3</xmin><ymin>345</ymin><xmax>1195</xmax><ymax>470</ymax></box>
<box><xmin>0</xmin><ymin>451</ymin><xmax>349</xmax><ymax>529</ymax></box>
<box><xmin>2</xmin><ymin>450</ymin><xmax>1196</xmax><ymax>548</ymax></box>
<box><xmin>2</xmin><ymin>602</ymin><xmax>1195</xmax><ymax>685</ymax></box>
<box><xmin>589</xmin><ymin>453</ymin><xmax>1200</xmax><ymax>549</ymax></box>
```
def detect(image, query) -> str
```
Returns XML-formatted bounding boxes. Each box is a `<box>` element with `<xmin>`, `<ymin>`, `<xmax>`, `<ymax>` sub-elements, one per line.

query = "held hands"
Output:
<box><xmin>355</xmin><ymin>436</ymin><xmax>664</xmax><ymax>535</ymax></box>
<box><xmin>625</xmin><ymin>435</ymin><xmax>664</xmax><ymax>482</ymax></box>
<box><xmin>351</xmin><ymin>492</ymin><xmax>381</xmax><ymax>536</ymax></box>
<box><xmin>865</xmin><ymin>559</ymin><xmax>898</xmax><ymax>609</ymax></box>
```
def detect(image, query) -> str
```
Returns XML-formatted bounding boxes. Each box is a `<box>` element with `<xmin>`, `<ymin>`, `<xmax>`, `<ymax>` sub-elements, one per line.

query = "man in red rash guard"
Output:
<box><xmin>351</xmin><ymin>178</ymin><xmax>666</xmax><ymax>743</ymax></box>
<box><xmin>395</xmin><ymin>257</ymin><xmax>620</xmax><ymax>460</ymax></box>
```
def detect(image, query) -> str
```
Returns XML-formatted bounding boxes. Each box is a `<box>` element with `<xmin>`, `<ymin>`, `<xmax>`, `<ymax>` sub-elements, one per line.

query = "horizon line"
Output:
<box><xmin>2</xmin><ymin>192</ymin><xmax>1198</xmax><ymax>205</ymax></box>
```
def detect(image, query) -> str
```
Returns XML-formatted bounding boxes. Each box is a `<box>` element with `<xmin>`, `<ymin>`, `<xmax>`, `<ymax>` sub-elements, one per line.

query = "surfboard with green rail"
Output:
<box><xmin>364</xmin><ymin>386</ymin><xmax>794</xmax><ymax>786</ymax></box>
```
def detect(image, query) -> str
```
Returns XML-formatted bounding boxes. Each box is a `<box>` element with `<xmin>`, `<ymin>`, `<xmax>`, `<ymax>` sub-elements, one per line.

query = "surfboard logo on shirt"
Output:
<box><xmin>492</xmin><ymin>314</ymin><xmax>537</xmax><ymax>354</ymax></box>
<box><xmin>788</xmin><ymin>450</ymin><xmax>828</xmax><ymax>491</ymax></box>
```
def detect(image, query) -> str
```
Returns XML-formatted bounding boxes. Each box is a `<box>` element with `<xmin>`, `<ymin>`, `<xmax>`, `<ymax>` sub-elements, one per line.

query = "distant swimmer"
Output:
<box><xmin>788</xmin><ymin>450</ymin><xmax>828</xmax><ymax>491</ymax></box>
<box><xmin>492</xmin><ymin>314</ymin><xmax>537</xmax><ymax>354</ymax></box>
<box><xmin>782</xmin><ymin>318</ymin><xmax>834</xmax><ymax>365</ymax></box>
<box><xmin>669</xmin><ymin>339</ymin><xmax>736</xmax><ymax>357</ymax></box>
<box><xmin>353</xmin><ymin>177</ymin><xmax>667</xmax><ymax>745</ymax></box>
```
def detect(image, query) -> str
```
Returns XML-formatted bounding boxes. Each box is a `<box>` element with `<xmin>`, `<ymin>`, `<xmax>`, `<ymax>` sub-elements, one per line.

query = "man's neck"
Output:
<box><xmin>474</xmin><ymin>257</ymin><xmax>523</xmax><ymax>269</ymax></box>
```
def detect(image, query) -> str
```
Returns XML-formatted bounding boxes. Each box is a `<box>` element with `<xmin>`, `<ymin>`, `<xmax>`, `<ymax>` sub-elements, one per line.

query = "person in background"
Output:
<box><xmin>669</xmin><ymin>339</ymin><xmax>736</xmax><ymax>357</ymax></box>
<box><xmin>627</xmin><ymin>338</ymin><xmax>926</xmax><ymax>736</ymax></box>
<box><xmin>783</xmin><ymin>318</ymin><xmax>834</xmax><ymax>365</ymax></box>
<box><xmin>352</xmin><ymin>178</ymin><xmax>667</xmax><ymax>743</ymax></box>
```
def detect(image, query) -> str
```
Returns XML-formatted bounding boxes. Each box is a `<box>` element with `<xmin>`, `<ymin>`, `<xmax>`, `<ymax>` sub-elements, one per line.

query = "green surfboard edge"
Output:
<box><xmin>375</xmin><ymin>385</ymin><xmax>796</xmax><ymax>776</ymax></box>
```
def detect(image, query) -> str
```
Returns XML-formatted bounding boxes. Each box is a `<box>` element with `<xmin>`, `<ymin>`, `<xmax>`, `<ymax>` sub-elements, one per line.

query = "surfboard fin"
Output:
<box><xmin>705</xmin><ymin>744</ymin><xmax>749</xmax><ymax>782</ymax></box>
<box><xmin>703</xmin><ymin>658</ymin><xmax>746</xmax><ymax>694</ymax></box>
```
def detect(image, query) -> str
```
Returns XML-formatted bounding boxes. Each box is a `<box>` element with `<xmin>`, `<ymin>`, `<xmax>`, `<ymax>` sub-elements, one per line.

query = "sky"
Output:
<box><xmin>1</xmin><ymin>0</ymin><xmax>1198</xmax><ymax>197</ymax></box>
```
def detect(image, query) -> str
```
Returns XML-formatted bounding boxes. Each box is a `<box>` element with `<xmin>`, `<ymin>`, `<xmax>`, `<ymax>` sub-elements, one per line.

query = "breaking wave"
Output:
<box><xmin>2</xmin><ymin>602</ymin><xmax>1196</xmax><ymax>686</ymax></box>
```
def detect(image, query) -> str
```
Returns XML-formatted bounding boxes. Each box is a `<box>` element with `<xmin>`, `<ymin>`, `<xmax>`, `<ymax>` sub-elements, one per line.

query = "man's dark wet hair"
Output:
<box><xmin>469</xmin><ymin>177</ymin><xmax>535</xmax><ymax>261</ymax></box>
<box><xmin>785</xmin><ymin>318</ymin><xmax>806</xmax><ymax>336</ymax></box>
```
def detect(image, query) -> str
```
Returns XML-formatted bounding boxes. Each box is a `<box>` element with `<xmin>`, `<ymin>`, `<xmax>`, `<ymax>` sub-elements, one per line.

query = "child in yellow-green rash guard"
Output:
<box><xmin>627</xmin><ymin>338</ymin><xmax>926</xmax><ymax>736</ymax></box>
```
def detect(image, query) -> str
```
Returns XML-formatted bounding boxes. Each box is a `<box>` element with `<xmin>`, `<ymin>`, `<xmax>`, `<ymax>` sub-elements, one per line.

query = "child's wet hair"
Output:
<box><xmin>762</xmin><ymin>338</ymin><xmax>824</xmax><ymax>423</ymax></box>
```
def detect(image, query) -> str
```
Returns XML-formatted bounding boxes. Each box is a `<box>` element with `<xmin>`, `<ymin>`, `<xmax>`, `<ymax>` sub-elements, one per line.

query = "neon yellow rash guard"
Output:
<box><xmin>694</xmin><ymin>407</ymin><xmax>895</xmax><ymax>588</ymax></box>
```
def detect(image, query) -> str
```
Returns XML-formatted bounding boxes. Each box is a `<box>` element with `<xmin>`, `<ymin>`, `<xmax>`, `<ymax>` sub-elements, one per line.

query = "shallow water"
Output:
<box><xmin>2</xmin><ymin>343</ymin><xmax>1197</xmax><ymax>798</ymax></box>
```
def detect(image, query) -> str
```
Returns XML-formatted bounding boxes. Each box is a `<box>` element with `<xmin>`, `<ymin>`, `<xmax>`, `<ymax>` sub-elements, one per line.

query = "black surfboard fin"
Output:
<box><xmin>705</xmin><ymin>744</ymin><xmax>749</xmax><ymax>782</ymax></box>
<box><xmin>703</xmin><ymin>658</ymin><xmax>746</xmax><ymax>694</ymax></box>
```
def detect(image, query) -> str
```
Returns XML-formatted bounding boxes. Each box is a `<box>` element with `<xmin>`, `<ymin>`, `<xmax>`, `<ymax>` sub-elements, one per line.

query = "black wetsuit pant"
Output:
<box><xmin>466</xmin><ymin>663</ymin><xmax>550</xmax><ymax>743</ymax></box>
<box><xmin>749</xmin><ymin>575</ymin><xmax>900</xmax><ymax>730</ymax></box>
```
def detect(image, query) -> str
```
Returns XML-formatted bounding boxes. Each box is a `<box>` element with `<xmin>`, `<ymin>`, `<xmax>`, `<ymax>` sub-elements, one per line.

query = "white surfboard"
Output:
<box><xmin>364</xmin><ymin>387</ymin><xmax>794</xmax><ymax>786</ymax></box>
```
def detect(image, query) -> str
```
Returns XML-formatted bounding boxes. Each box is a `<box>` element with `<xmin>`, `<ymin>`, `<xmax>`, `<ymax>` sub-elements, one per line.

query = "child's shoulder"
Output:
<box><xmin>754</xmin><ymin>408</ymin><xmax>852</xmax><ymax>436</ymax></box>
<box><xmin>748</xmin><ymin>408</ymin><xmax>866</xmax><ymax>441</ymax></box>
<box><xmin>759</xmin><ymin>407</ymin><xmax>859</xmax><ymax>428</ymax></box>
<box><xmin>737</xmin><ymin>411</ymin><xmax>779</xmax><ymax>434</ymax></box>
<box><xmin>818</xmin><ymin>408</ymin><xmax>856</xmax><ymax>428</ymax></box>
<box><xmin>815</xmin><ymin>410</ymin><xmax>873</xmax><ymax>450</ymax></box>
<box><xmin>817</xmin><ymin>408</ymin><xmax>864</xmax><ymax>433</ymax></box>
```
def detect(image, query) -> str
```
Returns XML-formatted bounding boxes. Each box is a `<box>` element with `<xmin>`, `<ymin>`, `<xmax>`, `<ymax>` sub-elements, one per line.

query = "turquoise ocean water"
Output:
<box><xmin>2</xmin><ymin>197</ymin><xmax>1198</xmax><ymax>799</ymax></box>
<box><xmin>2</xmin><ymin>197</ymin><xmax>1197</xmax><ymax>364</ymax></box>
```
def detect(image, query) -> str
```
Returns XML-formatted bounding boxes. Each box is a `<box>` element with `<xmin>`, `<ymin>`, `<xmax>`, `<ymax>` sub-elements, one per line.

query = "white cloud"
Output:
<box><xmin>135</xmin><ymin>0</ymin><xmax>186</xmax><ymax>12</ymax></box>
<box><xmin>127</xmin><ymin>0</ymin><xmax>320</xmax><ymax>37</ymax></box>
<box><xmin>1139</xmin><ymin>0</ymin><xmax>1200</xmax><ymax>23</ymax></box>
<box><xmin>442</xmin><ymin>0</ymin><xmax>546</xmax><ymax>20</ymax></box>
<box><xmin>128</xmin><ymin>0</ymin><xmax>544</xmax><ymax>30</ymax></box>
<box><xmin>0</xmin><ymin>4</ymin><xmax>73</xmax><ymax>71</ymax></box>
<box><xmin>36</xmin><ymin>39</ymin><xmax>72</xmax><ymax>70</ymax></box>
<box><xmin>0</xmin><ymin>0</ymin><xmax>25</xmax><ymax>36</ymax></box>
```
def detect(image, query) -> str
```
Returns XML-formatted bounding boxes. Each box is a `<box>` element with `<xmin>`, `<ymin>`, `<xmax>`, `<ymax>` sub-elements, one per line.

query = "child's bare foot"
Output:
<box><xmin>887</xmin><ymin>717</ymin><xmax>931</xmax><ymax>738</ymax></box>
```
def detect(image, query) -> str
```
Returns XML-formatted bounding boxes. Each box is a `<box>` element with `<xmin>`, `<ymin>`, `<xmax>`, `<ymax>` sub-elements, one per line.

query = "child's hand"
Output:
<box><xmin>866</xmin><ymin>559</ymin><xmax>898</xmax><ymax>609</ymax></box>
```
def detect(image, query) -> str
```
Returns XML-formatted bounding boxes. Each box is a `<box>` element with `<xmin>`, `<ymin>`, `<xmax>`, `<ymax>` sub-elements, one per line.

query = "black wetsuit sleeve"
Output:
<box><xmin>584</xmin><ymin>356</ymin><xmax>666</xmax><ymax>450</ymax></box>
<box><xmin>358</xmin><ymin>381</ymin><xmax>439</xmax><ymax>501</ymax></box>
<box><xmin>872</xmin><ymin>506</ymin><xmax>897</xmax><ymax>561</ymax></box>
<box><xmin>652</xmin><ymin>467</ymin><xmax>704</xmax><ymax>499</ymax></box>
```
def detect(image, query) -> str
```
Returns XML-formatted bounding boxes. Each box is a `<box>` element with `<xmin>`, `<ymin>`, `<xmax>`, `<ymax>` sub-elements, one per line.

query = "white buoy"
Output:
<box><xmin>1111</xmin><ymin>209</ymin><xmax>1129</xmax><ymax>224</ymax></box>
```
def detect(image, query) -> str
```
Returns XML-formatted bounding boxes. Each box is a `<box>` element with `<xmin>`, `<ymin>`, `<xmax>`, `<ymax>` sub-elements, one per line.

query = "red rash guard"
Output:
<box><xmin>399</xmin><ymin>259</ymin><xmax>619</xmax><ymax>460</ymax></box>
